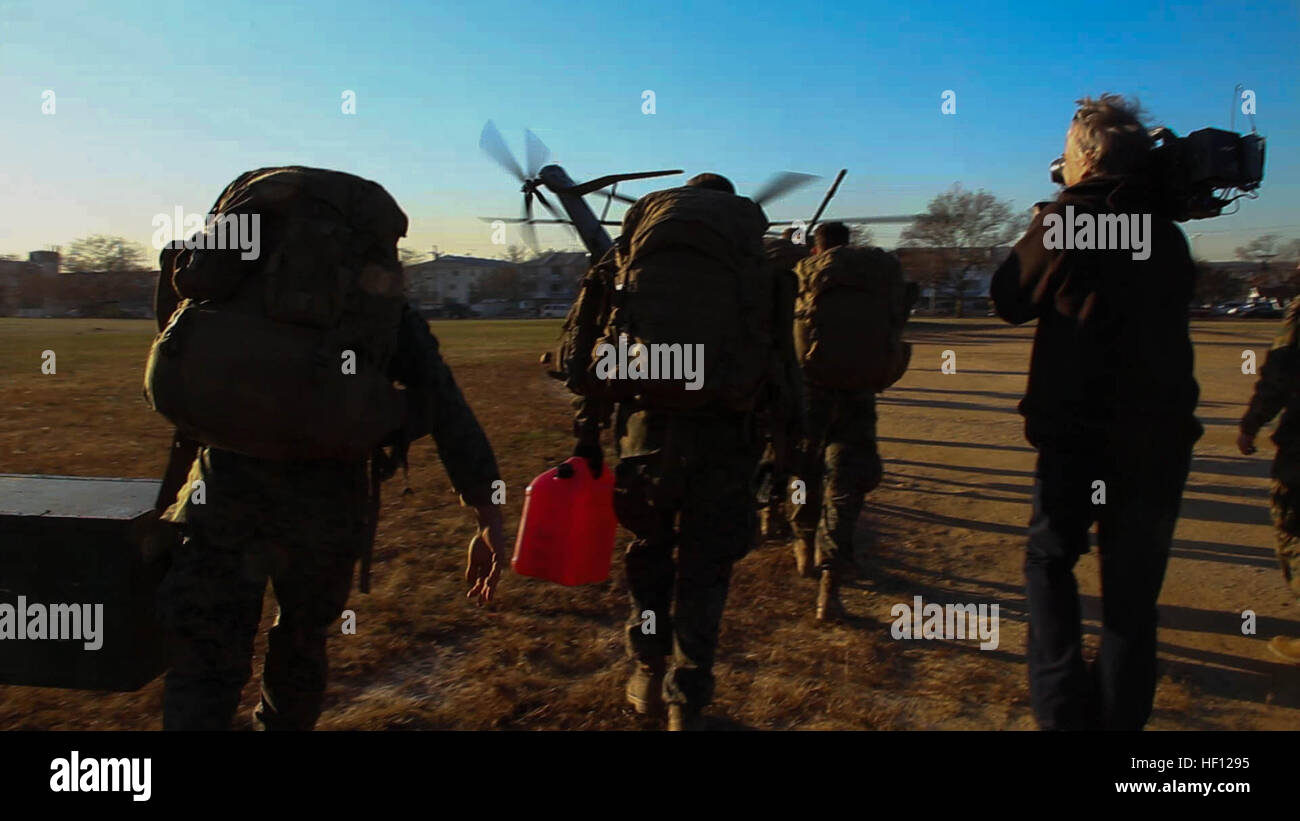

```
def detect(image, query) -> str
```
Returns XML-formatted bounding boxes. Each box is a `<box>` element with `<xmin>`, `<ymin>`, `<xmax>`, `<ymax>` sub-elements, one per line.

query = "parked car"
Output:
<box><xmin>1239</xmin><ymin>301</ymin><xmax>1284</xmax><ymax>319</ymax></box>
<box><xmin>1212</xmin><ymin>301</ymin><xmax>1247</xmax><ymax>317</ymax></box>
<box><xmin>421</xmin><ymin>302</ymin><xmax>477</xmax><ymax>319</ymax></box>
<box><xmin>539</xmin><ymin>303</ymin><xmax>570</xmax><ymax>319</ymax></box>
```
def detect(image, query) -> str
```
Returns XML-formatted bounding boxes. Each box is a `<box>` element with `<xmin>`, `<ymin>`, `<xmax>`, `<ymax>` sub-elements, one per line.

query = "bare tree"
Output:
<box><xmin>848</xmin><ymin>225</ymin><xmax>876</xmax><ymax>247</ymax></box>
<box><xmin>899</xmin><ymin>185</ymin><xmax>1026</xmax><ymax>316</ymax></box>
<box><xmin>1235</xmin><ymin>234</ymin><xmax>1281</xmax><ymax>264</ymax></box>
<box><xmin>1193</xmin><ymin>261</ymin><xmax>1247</xmax><ymax>305</ymax></box>
<box><xmin>398</xmin><ymin>246</ymin><xmax>429</xmax><ymax>267</ymax></box>
<box><xmin>1274</xmin><ymin>238</ymin><xmax>1300</xmax><ymax>263</ymax></box>
<box><xmin>499</xmin><ymin>245</ymin><xmax>528</xmax><ymax>264</ymax></box>
<box><xmin>62</xmin><ymin>235</ymin><xmax>148</xmax><ymax>273</ymax></box>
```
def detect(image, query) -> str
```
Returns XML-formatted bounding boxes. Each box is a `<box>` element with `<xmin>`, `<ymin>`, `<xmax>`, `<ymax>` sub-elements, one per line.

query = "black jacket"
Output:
<box><xmin>990</xmin><ymin>175</ymin><xmax>1201</xmax><ymax>445</ymax></box>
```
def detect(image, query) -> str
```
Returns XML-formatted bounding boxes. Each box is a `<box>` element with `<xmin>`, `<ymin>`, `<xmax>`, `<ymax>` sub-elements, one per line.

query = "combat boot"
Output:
<box><xmin>760</xmin><ymin>507</ymin><xmax>791</xmax><ymax>540</ymax></box>
<box><xmin>667</xmin><ymin>704</ymin><xmax>706</xmax><ymax>731</ymax></box>
<box><xmin>1268</xmin><ymin>636</ymin><xmax>1300</xmax><ymax>664</ymax></box>
<box><xmin>793</xmin><ymin>537</ymin><xmax>816</xmax><ymax>579</ymax></box>
<box><xmin>625</xmin><ymin>658</ymin><xmax>667</xmax><ymax>715</ymax></box>
<box><xmin>816</xmin><ymin>567</ymin><xmax>845</xmax><ymax>622</ymax></box>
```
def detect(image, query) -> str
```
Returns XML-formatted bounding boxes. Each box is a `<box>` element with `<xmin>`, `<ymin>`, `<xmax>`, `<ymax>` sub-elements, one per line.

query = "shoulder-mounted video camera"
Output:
<box><xmin>1050</xmin><ymin>127</ymin><xmax>1265</xmax><ymax>222</ymax></box>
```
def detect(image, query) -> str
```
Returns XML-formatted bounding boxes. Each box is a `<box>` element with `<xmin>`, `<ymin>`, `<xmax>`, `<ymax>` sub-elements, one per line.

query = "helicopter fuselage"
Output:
<box><xmin>537</xmin><ymin>164</ymin><xmax>614</xmax><ymax>260</ymax></box>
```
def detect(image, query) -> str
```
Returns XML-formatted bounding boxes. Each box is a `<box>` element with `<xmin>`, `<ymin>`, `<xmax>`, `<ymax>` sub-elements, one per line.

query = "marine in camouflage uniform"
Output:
<box><xmin>786</xmin><ymin>223</ymin><xmax>895</xmax><ymax>621</ymax></box>
<box><xmin>756</xmin><ymin>231</ymin><xmax>806</xmax><ymax>541</ymax></box>
<box><xmin>1239</xmin><ymin>296</ymin><xmax>1300</xmax><ymax>602</ymax></box>
<box><xmin>156</xmin><ymin>304</ymin><xmax>501</xmax><ymax>730</ymax></box>
<box><xmin>788</xmin><ymin>384</ymin><xmax>883</xmax><ymax>580</ymax></box>
<box><xmin>593</xmin><ymin>400</ymin><xmax>762</xmax><ymax>725</ymax></box>
<box><xmin>570</xmin><ymin>172</ymin><xmax>775</xmax><ymax>730</ymax></box>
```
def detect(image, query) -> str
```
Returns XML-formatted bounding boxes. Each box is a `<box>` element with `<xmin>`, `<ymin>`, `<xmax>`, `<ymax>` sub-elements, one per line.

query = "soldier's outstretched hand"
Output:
<box><xmin>465</xmin><ymin>504</ymin><xmax>507</xmax><ymax>604</ymax></box>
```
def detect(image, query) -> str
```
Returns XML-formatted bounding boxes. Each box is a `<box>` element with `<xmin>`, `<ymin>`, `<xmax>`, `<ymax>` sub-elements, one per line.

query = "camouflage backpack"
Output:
<box><xmin>144</xmin><ymin>166</ymin><xmax>410</xmax><ymax>461</ymax></box>
<box><xmin>793</xmin><ymin>245</ymin><xmax>912</xmax><ymax>392</ymax></box>
<box><xmin>578</xmin><ymin>185</ymin><xmax>774</xmax><ymax>412</ymax></box>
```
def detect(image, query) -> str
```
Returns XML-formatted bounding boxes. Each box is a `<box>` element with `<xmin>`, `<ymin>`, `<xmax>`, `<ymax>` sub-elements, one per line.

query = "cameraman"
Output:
<box><xmin>991</xmin><ymin>94</ymin><xmax>1202</xmax><ymax>730</ymax></box>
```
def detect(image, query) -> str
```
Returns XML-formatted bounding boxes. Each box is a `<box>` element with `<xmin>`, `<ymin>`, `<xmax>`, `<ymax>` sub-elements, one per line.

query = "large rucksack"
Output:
<box><xmin>561</xmin><ymin>186</ymin><xmax>773</xmax><ymax>412</ymax></box>
<box><xmin>793</xmin><ymin>245</ymin><xmax>912</xmax><ymax>392</ymax></box>
<box><xmin>144</xmin><ymin>166</ymin><xmax>410</xmax><ymax>461</ymax></box>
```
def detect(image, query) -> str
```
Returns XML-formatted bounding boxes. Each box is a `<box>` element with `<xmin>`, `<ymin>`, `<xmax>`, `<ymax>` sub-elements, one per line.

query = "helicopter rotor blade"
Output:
<box><xmin>524</xmin><ymin>129</ymin><xmax>551</xmax><ymax>178</ymax></box>
<box><xmin>806</xmin><ymin>169</ymin><xmax>847</xmax><ymax>231</ymax></box>
<box><xmin>833</xmin><ymin>215</ymin><xmax>923</xmax><ymax>225</ymax></box>
<box><xmin>478</xmin><ymin>218</ymin><xmax>573</xmax><ymax>225</ymax></box>
<box><xmin>535</xmin><ymin>189</ymin><xmax>580</xmax><ymax>242</ymax></box>
<box><xmin>521</xmin><ymin>193</ymin><xmax>538</xmax><ymax>251</ymax></box>
<box><xmin>599</xmin><ymin>182</ymin><xmax>617</xmax><ymax>222</ymax></box>
<box><xmin>765</xmin><ymin>215</ymin><xmax>921</xmax><ymax>226</ymax></box>
<box><xmin>593</xmin><ymin>187</ymin><xmax>637</xmax><ymax>219</ymax></box>
<box><xmin>569</xmin><ymin>170</ymin><xmax>683</xmax><ymax>196</ymax></box>
<box><xmin>533</xmin><ymin>188</ymin><xmax>565</xmax><ymax>222</ymax></box>
<box><xmin>751</xmin><ymin>172</ymin><xmax>819</xmax><ymax>207</ymax></box>
<box><xmin>480</xmin><ymin>120</ymin><xmax>527</xmax><ymax>182</ymax></box>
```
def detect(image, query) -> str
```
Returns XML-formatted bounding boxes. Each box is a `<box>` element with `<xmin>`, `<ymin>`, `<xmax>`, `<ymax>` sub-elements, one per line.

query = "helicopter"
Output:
<box><xmin>477</xmin><ymin>120</ymin><xmax>921</xmax><ymax>261</ymax></box>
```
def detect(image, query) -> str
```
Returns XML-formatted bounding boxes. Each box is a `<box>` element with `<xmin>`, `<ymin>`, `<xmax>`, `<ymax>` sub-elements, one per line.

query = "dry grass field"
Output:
<box><xmin>1</xmin><ymin>316</ymin><xmax>1298</xmax><ymax>730</ymax></box>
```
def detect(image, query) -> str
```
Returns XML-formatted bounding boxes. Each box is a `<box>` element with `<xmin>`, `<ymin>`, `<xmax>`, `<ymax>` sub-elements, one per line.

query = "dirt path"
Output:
<box><xmin>838</xmin><ymin>318</ymin><xmax>1300</xmax><ymax>729</ymax></box>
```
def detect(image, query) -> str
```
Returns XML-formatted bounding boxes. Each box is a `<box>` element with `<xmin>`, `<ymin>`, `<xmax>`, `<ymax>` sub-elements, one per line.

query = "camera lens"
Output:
<box><xmin>1049</xmin><ymin>157</ymin><xmax>1065</xmax><ymax>185</ymax></box>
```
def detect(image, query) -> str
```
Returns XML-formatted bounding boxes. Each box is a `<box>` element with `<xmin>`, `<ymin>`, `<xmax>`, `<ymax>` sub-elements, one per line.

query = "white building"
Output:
<box><xmin>404</xmin><ymin>254</ymin><xmax>506</xmax><ymax>311</ymax></box>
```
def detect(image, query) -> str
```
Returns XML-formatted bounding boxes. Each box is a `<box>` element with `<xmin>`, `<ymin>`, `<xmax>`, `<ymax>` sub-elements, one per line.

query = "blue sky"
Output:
<box><xmin>1</xmin><ymin>0</ymin><xmax>1297</xmax><ymax>261</ymax></box>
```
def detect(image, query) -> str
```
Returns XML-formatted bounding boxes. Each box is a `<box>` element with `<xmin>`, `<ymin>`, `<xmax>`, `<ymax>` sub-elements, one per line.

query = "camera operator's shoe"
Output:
<box><xmin>1268</xmin><ymin>636</ymin><xmax>1300</xmax><ymax>664</ymax></box>
<box><xmin>667</xmin><ymin>704</ymin><xmax>706</xmax><ymax>731</ymax></box>
<box><xmin>625</xmin><ymin>658</ymin><xmax>667</xmax><ymax>715</ymax></box>
<box><xmin>816</xmin><ymin>568</ymin><xmax>845</xmax><ymax>623</ymax></box>
<box><xmin>793</xmin><ymin>537</ymin><xmax>816</xmax><ymax>579</ymax></box>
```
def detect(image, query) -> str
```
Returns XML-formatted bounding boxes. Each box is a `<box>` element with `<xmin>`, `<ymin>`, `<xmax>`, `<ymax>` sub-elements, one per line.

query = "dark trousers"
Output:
<box><xmin>1025</xmin><ymin>425</ymin><xmax>1194</xmax><ymax>730</ymax></box>
<box><xmin>789</xmin><ymin>385</ymin><xmax>883</xmax><ymax>570</ymax></box>
<box><xmin>614</xmin><ymin>414</ymin><xmax>761</xmax><ymax>709</ymax></box>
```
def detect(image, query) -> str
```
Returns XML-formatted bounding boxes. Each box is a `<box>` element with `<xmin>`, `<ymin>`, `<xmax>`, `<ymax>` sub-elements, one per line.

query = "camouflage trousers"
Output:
<box><xmin>756</xmin><ymin>441</ymin><xmax>792</xmax><ymax>534</ymax></box>
<box><xmin>788</xmin><ymin>384</ymin><xmax>883</xmax><ymax>570</ymax></box>
<box><xmin>614</xmin><ymin>412</ymin><xmax>762</xmax><ymax>710</ymax></box>
<box><xmin>1269</xmin><ymin>480</ymin><xmax>1300</xmax><ymax>598</ymax></box>
<box><xmin>157</xmin><ymin>447</ymin><xmax>368</xmax><ymax>730</ymax></box>
<box><xmin>755</xmin><ymin>404</ymin><xmax>801</xmax><ymax>536</ymax></box>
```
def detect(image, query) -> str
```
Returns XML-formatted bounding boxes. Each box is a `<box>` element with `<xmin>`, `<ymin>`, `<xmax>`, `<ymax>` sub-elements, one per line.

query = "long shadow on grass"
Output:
<box><xmin>889</xmin><ymin>386</ymin><xmax>1027</xmax><ymax>402</ymax></box>
<box><xmin>879</xmin><ymin>436</ymin><xmax>1034</xmax><ymax>454</ymax></box>
<box><xmin>863</xmin><ymin>555</ymin><xmax>1300</xmax><ymax>711</ymax></box>
<box><xmin>886</xmin><ymin>458</ymin><xmax>1035</xmax><ymax>479</ymax></box>
<box><xmin>1192</xmin><ymin>455</ymin><xmax>1272</xmax><ymax>480</ymax></box>
<box><xmin>877</xmin><ymin>396</ymin><xmax>1015</xmax><ymax>415</ymax></box>
<box><xmin>869</xmin><ymin>500</ymin><xmax>1024</xmax><ymax>538</ymax></box>
<box><xmin>1176</xmin><ymin>494</ymin><xmax>1274</xmax><ymax>527</ymax></box>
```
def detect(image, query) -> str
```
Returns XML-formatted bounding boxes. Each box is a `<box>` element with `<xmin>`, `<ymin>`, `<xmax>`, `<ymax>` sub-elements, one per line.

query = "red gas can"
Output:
<box><xmin>512</xmin><ymin>457</ymin><xmax>617</xmax><ymax>586</ymax></box>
